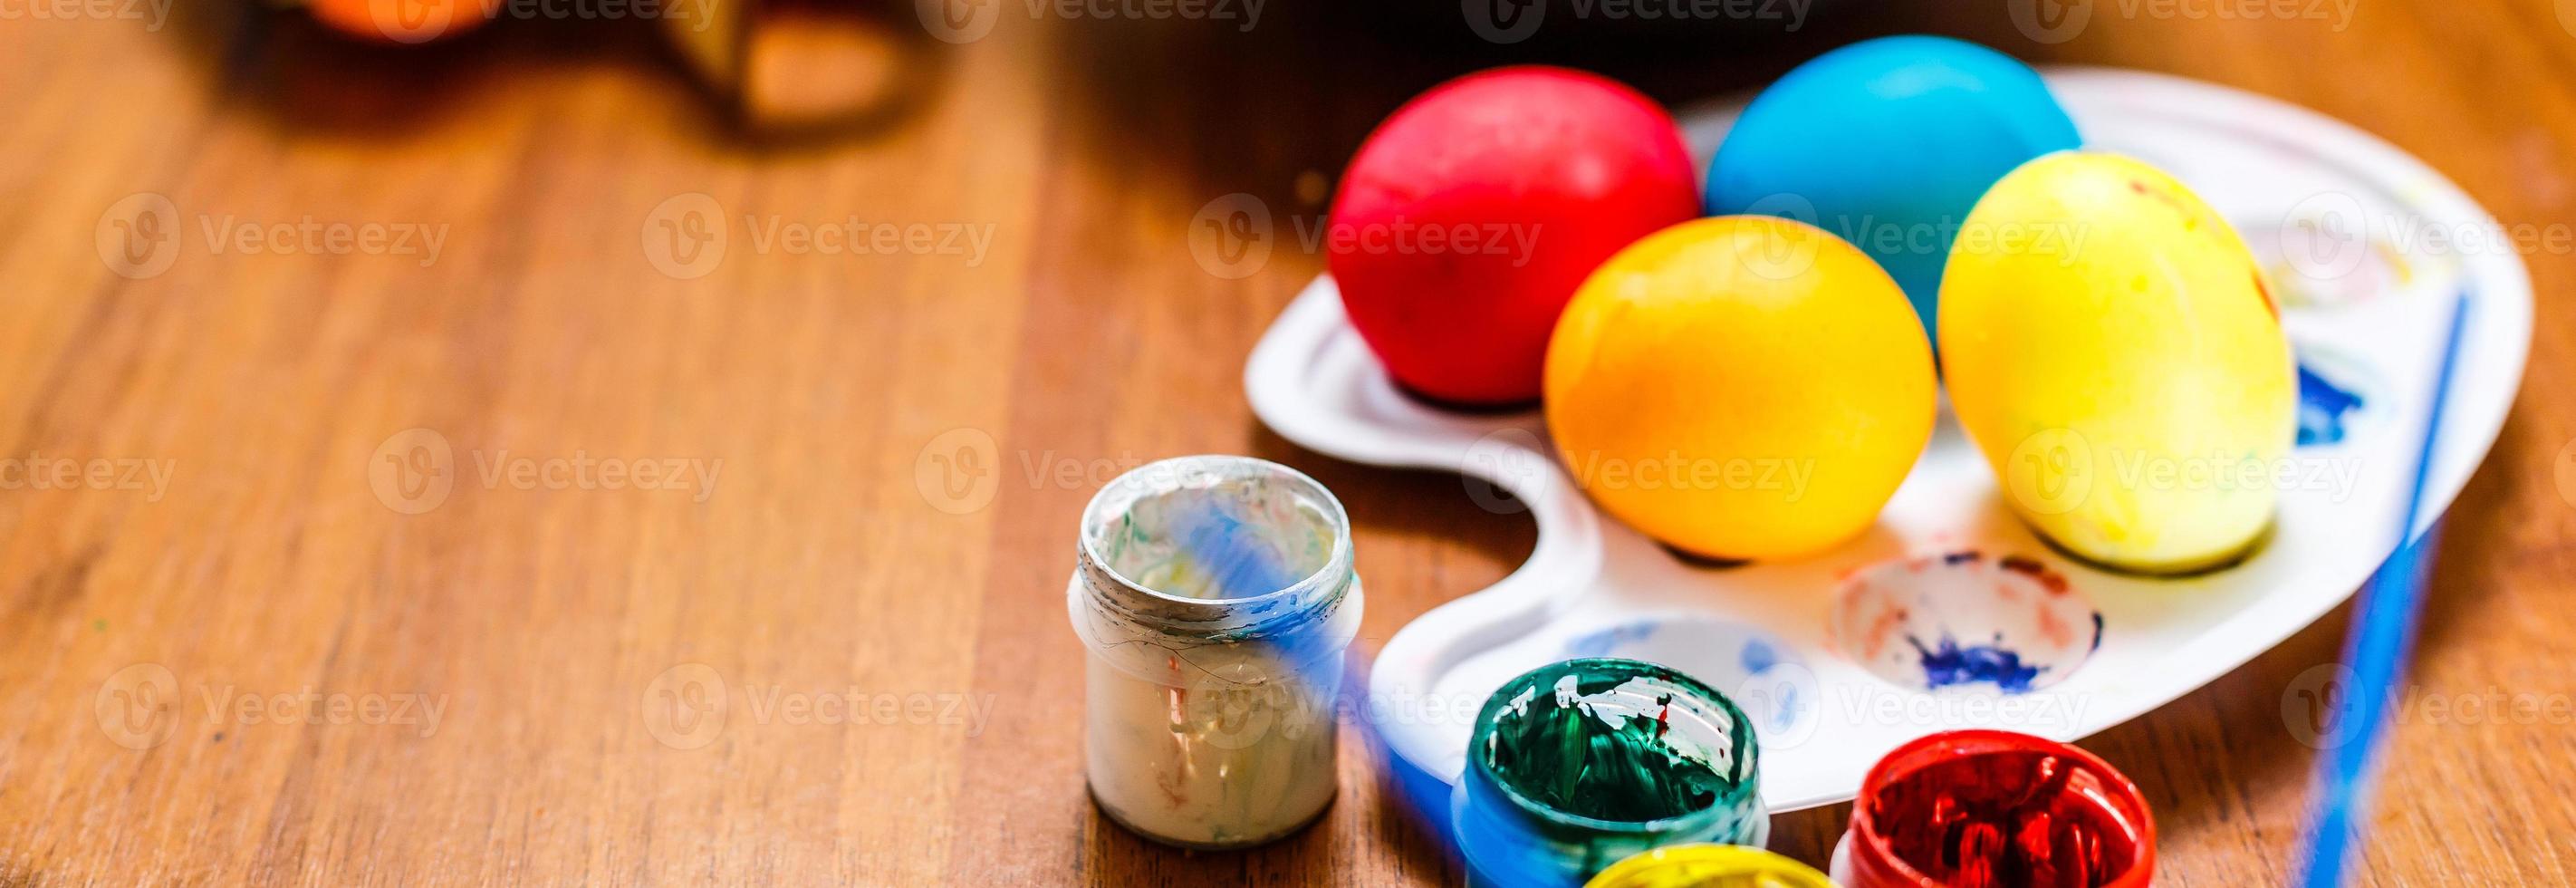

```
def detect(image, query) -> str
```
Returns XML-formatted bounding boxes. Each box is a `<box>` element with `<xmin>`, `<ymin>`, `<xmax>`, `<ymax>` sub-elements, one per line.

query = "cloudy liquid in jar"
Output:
<box><xmin>1071</xmin><ymin>457</ymin><xmax>1360</xmax><ymax>849</ymax></box>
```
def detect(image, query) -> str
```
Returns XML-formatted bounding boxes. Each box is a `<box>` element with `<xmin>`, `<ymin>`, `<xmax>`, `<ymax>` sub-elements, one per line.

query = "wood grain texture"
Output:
<box><xmin>0</xmin><ymin>1</ymin><xmax>2571</xmax><ymax>884</ymax></box>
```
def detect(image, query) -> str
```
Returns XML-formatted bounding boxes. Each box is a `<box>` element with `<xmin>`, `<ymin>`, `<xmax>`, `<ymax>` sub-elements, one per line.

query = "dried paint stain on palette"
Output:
<box><xmin>1831</xmin><ymin>551</ymin><xmax>2102</xmax><ymax>694</ymax></box>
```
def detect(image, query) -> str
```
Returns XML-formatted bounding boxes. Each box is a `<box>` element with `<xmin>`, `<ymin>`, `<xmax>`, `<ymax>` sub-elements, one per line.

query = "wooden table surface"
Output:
<box><xmin>4</xmin><ymin>0</ymin><xmax>2571</xmax><ymax>883</ymax></box>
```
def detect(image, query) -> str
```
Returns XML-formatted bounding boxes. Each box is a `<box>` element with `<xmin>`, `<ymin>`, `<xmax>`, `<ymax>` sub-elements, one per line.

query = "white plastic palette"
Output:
<box><xmin>1244</xmin><ymin>67</ymin><xmax>2531</xmax><ymax>812</ymax></box>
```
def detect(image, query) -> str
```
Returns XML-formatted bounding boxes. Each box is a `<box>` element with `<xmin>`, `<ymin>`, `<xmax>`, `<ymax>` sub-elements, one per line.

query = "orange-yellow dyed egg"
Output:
<box><xmin>1544</xmin><ymin>216</ymin><xmax>1937</xmax><ymax>560</ymax></box>
<box><xmin>309</xmin><ymin>0</ymin><xmax>491</xmax><ymax>43</ymax></box>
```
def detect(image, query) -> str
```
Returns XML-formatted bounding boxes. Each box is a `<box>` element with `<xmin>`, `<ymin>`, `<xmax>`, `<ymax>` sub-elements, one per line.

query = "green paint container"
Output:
<box><xmin>1453</xmin><ymin>658</ymin><xmax>1768</xmax><ymax>887</ymax></box>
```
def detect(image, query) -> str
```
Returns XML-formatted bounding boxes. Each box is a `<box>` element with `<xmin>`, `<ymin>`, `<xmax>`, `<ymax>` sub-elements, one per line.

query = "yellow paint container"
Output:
<box><xmin>1585</xmin><ymin>844</ymin><xmax>1835</xmax><ymax>888</ymax></box>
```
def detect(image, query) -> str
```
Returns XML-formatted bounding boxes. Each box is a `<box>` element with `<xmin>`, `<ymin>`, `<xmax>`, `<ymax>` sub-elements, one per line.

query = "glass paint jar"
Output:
<box><xmin>1585</xmin><ymin>844</ymin><xmax>1833</xmax><ymax>888</ymax></box>
<box><xmin>1453</xmin><ymin>658</ymin><xmax>1769</xmax><ymax>888</ymax></box>
<box><xmin>1069</xmin><ymin>456</ymin><xmax>1361</xmax><ymax>849</ymax></box>
<box><xmin>1831</xmin><ymin>729</ymin><xmax>2156</xmax><ymax>888</ymax></box>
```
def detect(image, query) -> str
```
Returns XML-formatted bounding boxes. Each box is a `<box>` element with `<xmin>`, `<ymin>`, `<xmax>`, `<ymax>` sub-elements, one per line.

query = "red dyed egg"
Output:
<box><xmin>1328</xmin><ymin>66</ymin><xmax>1700</xmax><ymax>406</ymax></box>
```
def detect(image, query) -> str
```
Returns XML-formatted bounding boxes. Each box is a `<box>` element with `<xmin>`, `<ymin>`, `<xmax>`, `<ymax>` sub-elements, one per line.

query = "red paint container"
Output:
<box><xmin>1831</xmin><ymin>730</ymin><xmax>2154</xmax><ymax>888</ymax></box>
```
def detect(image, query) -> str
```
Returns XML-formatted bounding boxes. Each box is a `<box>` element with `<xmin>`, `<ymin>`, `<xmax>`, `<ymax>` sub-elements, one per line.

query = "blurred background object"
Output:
<box><xmin>5</xmin><ymin>0</ymin><xmax>2570</xmax><ymax>884</ymax></box>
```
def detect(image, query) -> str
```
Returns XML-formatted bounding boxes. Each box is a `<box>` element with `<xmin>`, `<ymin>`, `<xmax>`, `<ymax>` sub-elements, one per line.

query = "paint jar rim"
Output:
<box><xmin>1847</xmin><ymin>729</ymin><xmax>2156</xmax><ymax>888</ymax></box>
<box><xmin>1074</xmin><ymin>455</ymin><xmax>1355</xmax><ymax>634</ymax></box>
<box><xmin>1466</xmin><ymin>657</ymin><xmax>1764</xmax><ymax>836</ymax></box>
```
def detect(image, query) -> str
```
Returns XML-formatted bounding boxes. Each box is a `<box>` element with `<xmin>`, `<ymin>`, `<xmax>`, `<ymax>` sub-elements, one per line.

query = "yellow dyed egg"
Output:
<box><xmin>1545</xmin><ymin>216</ymin><xmax>1937</xmax><ymax>561</ymax></box>
<box><xmin>1939</xmin><ymin>151</ymin><xmax>2295</xmax><ymax>574</ymax></box>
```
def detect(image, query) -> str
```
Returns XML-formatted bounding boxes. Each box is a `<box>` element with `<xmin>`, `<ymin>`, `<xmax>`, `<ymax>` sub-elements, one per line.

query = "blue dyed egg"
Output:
<box><xmin>1706</xmin><ymin>35</ymin><xmax>2080</xmax><ymax>335</ymax></box>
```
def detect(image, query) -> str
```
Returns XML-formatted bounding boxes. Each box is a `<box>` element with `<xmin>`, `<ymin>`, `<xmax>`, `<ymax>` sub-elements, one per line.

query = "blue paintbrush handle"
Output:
<box><xmin>2296</xmin><ymin>287</ymin><xmax>2473</xmax><ymax>887</ymax></box>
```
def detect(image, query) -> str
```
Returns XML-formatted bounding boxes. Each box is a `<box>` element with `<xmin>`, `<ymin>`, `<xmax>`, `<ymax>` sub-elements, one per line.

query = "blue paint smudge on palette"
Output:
<box><xmin>1739</xmin><ymin>639</ymin><xmax>1779</xmax><ymax>675</ymax></box>
<box><xmin>1908</xmin><ymin>632</ymin><xmax>2045</xmax><ymax>693</ymax></box>
<box><xmin>2297</xmin><ymin>362</ymin><xmax>2366</xmax><ymax>446</ymax></box>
